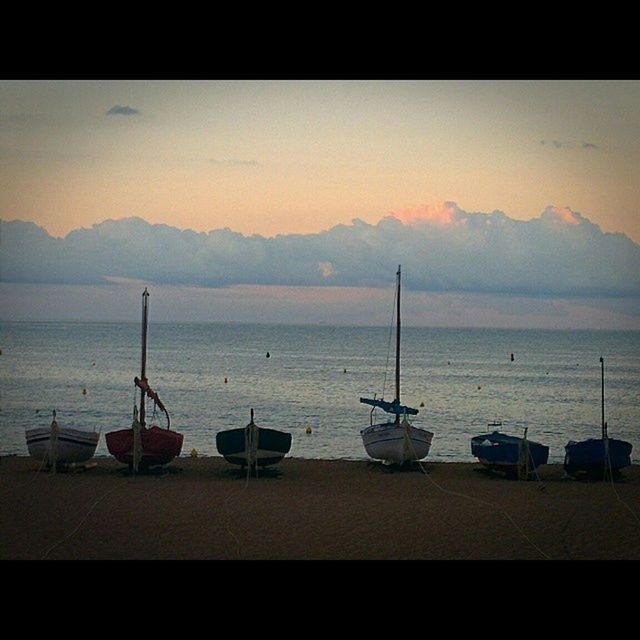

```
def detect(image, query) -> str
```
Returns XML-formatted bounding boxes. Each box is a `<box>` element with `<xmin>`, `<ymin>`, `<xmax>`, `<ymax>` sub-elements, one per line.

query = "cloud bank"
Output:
<box><xmin>2</xmin><ymin>203</ymin><xmax>639</xmax><ymax>297</ymax></box>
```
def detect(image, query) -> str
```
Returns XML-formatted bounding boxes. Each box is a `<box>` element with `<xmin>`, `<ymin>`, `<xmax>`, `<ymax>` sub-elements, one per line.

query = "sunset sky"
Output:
<box><xmin>1</xmin><ymin>80</ymin><xmax>639</xmax><ymax>328</ymax></box>
<box><xmin>1</xmin><ymin>80</ymin><xmax>639</xmax><ymax>241</ymax></box>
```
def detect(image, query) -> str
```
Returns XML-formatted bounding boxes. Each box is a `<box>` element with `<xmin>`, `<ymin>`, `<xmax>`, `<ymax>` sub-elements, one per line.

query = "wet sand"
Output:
<box><xmin>1</xmin><ymin>456</ymin><xmax>639</xmax><ymax>560</ymax></box>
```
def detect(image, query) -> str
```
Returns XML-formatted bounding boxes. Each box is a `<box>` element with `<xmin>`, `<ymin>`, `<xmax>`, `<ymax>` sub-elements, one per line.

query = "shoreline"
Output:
<box><xmin>1</xmin><ymin>456</ymin><xmax>639</xmax><ymax>560</ymax></box>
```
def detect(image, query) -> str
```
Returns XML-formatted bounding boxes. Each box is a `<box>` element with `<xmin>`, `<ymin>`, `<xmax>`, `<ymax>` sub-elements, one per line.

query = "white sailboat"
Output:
<box><xmin>360</xmin><ymin>265</ymin><xmax>434</xmax><ymax>464</ymax></box>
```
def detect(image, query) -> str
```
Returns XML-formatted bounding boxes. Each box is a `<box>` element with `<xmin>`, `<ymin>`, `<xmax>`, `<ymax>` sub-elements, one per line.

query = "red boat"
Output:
<box><xmin>106</xmin><ymin>289</ymin><xmax>183</xmax><ymax>471</ymax></box>
<box><xmin>106</xmin><ymin>424</ymin><xmax>183</xmax><ymax>468</ymax></box>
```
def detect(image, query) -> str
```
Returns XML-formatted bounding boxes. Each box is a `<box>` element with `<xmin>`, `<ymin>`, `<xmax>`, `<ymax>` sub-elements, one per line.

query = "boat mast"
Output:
<box><xmin>600</xmin><ymin>356</ymin><xmax>606</xmax><ymax>439</ymax></box>
<box><xmin>395</xmin><ymin>265</ymin><xmax>401</xmax><ymax>423</ymax></box>
<box><xmin>139</xmin><ymin>288</ymin><xmax>149</xmax><ymax>428</ymax></box>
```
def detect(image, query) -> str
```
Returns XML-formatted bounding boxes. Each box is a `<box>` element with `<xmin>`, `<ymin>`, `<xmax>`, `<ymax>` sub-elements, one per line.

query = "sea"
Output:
<box><xmin>1</xmin><ymin>321</ymin><xmax>638</xmax><ymax>464</ymax></box>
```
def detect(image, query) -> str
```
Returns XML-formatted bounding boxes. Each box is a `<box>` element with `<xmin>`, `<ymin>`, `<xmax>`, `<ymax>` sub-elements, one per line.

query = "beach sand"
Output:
<box><xmin>1</xmin><ymin>456</ymin><xmax>639</xmax><ymax>560</ymax></box>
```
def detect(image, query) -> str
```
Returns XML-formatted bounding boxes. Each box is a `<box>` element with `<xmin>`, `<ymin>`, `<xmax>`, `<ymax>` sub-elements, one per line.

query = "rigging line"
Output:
<box><xmin>405</xmin><ymin>432</ymin><xmax>551</xmax><ymax>560</ymax></box>
<box><xmin>381</xmin><ymin>277</ymin><xmax>398</xmax><ymax>401</ymax></box>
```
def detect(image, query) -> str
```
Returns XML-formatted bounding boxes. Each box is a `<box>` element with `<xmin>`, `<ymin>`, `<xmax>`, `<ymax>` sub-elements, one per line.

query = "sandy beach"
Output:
<box><xmin>1</xmin><ymin>456</ymin><xmax>639</xmax><ymax>561</ymax></box>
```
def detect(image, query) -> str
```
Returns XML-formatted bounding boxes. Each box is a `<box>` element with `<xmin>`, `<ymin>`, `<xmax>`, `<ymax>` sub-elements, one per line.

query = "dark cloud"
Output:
<box><xmin>106</xmin><ymin>105</ymin><xmax>140</xmax><ymax>116</ymax></box>
<box><xmin>1</xmin><ymin>204</ymin><xmax>639</xmax><ymax>297</ymax></box>
<box><xmin>209</xmin><ymin>158</ymin><xmax>259</xmax><ymax>167</ymax></box>
<box><xmin>583</xmin><ymin>142</ymin><xmax>599</xmax><ymax>149</ymax></box>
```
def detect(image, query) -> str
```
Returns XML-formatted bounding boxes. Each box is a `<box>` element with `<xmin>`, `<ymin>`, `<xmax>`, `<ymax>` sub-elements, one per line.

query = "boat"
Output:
<box><xmin>26</xmin><ymin>410</ymin><xmax>99</xmax><ymax>468</ymax></box>
<box><xmin>471</xmin><ymin>424</ymin><xmax>549</xmax><ymax>478</ymax></box>
<box><xmin>105</xmin><ymin>288</ymin><xmax>183</xmax><ymax>471</ymax></box>
<box><xmin>216</xmin><ymin>408</ymin><xmax>292</xmax><ymax>468</ymax></box>
<box><xmin>359</xmin><ymin>265</ymin><xmax>434</xmax><ymax>464</ymax></box>
<box><xmin>564</xmin><ymin>357</ymin><xmax>632</xmax><ymax>479</ymax></box>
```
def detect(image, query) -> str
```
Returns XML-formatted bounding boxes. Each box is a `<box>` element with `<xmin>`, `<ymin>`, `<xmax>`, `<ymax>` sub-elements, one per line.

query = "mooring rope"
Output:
<box><xmin>40</xmin><ymin>483</ymin><xmax>122</xmax><ymax>559</ymax></box>
<box><xmin>405</xmin><ymin>424</ymin><xmax>552</xmax><ymax>560</ymax></box>
<box><xmin>604</xmin><ymin>438</ymin><xmax>640</xmax><ymax>528</ymax></box>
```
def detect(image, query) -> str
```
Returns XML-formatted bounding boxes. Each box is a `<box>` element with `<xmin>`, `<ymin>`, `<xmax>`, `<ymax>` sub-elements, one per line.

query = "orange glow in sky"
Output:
<box><xmin>1</xmin><ymin>80</ymin><xmax>639</xmax><ymax>242</ymax></box>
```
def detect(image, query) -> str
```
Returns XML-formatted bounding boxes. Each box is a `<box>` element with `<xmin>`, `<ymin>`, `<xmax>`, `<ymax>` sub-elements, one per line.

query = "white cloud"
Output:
<box><xmin>2</xmin><ymin>203</ymin><xmax>639</xmax><ymax>298</ymax></box>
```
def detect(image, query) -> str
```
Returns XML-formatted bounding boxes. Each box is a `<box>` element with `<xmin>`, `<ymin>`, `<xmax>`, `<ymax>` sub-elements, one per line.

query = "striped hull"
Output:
<box><xmin>361</xmin><ymin>421</ymin><xmax>433</xmax><ymax>464</ymax></box>
<box><xmin>25</xmin><ymin>426</ymin><xmax>99</xmax><ymax>464</ymax></box>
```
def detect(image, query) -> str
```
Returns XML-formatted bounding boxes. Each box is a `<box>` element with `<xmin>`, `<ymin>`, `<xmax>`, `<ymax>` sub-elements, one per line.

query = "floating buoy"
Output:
<box><xmin>191</xmin><ymin>448</ymin><xmax>198</xmax><ymax>458</ymax></box>
<box><xmin>82</xmin><ymin>388</ymin><xmax>87</xmax><ymax>395</ymax></box>
<box><xmin>224</xmin><ymin>377</ymin><xmax>228</xmax><ymax>384</ymax></box>
<box><xmin>92</xmin><ymin>361</ymin><xmax>95</xmax><ymax>366</ymax></box>
<box><xmin>447</xmin><ymin>361</ymin><xmax>450</xmax><ymax>365</ymax></box>
<box><xmin>477</xmin><ymin>385</ymin><xmax>482</xmax><ymax>390</ymax></box>
<box><xmin>305</xmin><ymin>426</ymin><xmax>313</xmax><ymax>434</ymax></box>
<box><xmin>510</xmin><ymin>353</ymin><xmax>514</xmax><ymax>362</ymax></box>
<box><xmin>420</xmin><ymin>401</ymin><xmax>425</xmax><ymax>407</ymax></box>
<box><xmin>343</xmin><ymin>368</ymin><xmax>347</xmax><ymax>373</ymax></box>
<box><xmin>266</xmin><ymin>352</ymin><xmax>270</xmax><ymax>358</ymax></box>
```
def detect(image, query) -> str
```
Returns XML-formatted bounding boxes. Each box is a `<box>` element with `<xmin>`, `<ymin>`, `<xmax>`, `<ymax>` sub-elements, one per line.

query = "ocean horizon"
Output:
<box><xmin>1</xmin><ymin>321</ymin><xmax>638</xmax><ymax>464</ymax></box>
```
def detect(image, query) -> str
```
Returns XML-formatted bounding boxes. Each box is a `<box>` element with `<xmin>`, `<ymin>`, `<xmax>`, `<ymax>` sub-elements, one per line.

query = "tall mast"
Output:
<box><xmin>395</xmin><ymin>265</ymin><xmax>401</xmax><ymax>422</ymax></box>
<box><xmin>600</xmin><ymin>356</ymin><xmax>605</xmax><ymax>439</ymax></box>
<box><xmin>139</xmin><ymin>288</ymin><xmax>149</xmax><ymax>427</ymax></box>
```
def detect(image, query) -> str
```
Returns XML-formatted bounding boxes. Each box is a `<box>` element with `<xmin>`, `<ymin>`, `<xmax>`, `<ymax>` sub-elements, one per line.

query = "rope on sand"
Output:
<box><xmin>40</xmin><ymin>484</ymin><xmax>121</xmax><ymax>559</ymax></box>
<box><xmin>604</xmin><ymin>443</ymin><xmax>640</xmax><ymax>528</ymax></box>
<box><xmin>405</xmin><ymin>426</ymin><xmax>552</xmax><ymax>560</ymax></box>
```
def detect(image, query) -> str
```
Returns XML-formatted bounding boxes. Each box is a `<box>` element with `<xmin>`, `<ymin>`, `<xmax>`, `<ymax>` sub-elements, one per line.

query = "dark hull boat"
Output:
<box><xmin>564</xmin><ymin>438</ymin><xmax>632</xmax><ymax>478</ymax></box>
<box><xmin>106</xmin><ymin>289</ymin><xmax>183</xmax><ymax>472</ymax></box>
<box><xmin>563</xmin><ymin>357</ymin><xmax>632</xmax><ymax>480</ymax></box>
<box><xmin>216</xmin><ymin>410</ymin><xmax>291</xmax><ymax>468</ymax></box>
<box><xmin>471</xmin><ymin>427</ymin><xmax>549</xmax><ymax>478</ymax></box>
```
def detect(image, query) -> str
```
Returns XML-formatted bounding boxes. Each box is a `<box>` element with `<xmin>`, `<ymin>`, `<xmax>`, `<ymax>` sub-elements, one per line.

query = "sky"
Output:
<box><xmin>1</xmin><ymin>80</ymin><xmax>639</xmax><ymax>328</ymax></box>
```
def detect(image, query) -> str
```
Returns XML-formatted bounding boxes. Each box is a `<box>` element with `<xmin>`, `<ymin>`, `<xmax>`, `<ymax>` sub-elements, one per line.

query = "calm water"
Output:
<box><xmin>1</xmin><ymin>322</ymin><xmax>638</xmax><ymax>464</ymax></box>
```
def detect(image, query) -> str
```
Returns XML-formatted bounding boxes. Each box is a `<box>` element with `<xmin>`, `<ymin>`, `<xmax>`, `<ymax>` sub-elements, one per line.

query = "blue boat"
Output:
<box><xmin>471</xmin><ymin>424</ymin><xmax>549</xmax><ymax>478</ymax></box>
<box><xmin>564</xmin><ymin>357</ymin><xmax>633</xmax><ymax>479</ymax></box>
<box><xmin>216</xmin><ymin>409</ymin><xmax>292</xmax><ymax>469</ymax></box>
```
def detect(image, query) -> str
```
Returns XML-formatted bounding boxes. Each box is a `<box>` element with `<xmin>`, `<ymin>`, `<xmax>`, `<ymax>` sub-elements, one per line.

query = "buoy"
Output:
<box><xmin>92</xmin><ymin>361</ymin><xmax>95</xmax><ymax>366</ymax></box>
<box><xmin>510</xmin><ymin>353</ymin><xmax>514</xmax><ymax>362</ymax></box>
<box><xmin>82</xmin><ymin>388</ymin><xmax>87</xmax><ymax>395</ymax></box>
<box><xmin>305</xmin><ymin>426</ymin><xmax>312</xmax><ymax>434</ymax></box>
<box><xmin>191</xmin><ymin>448</ymin><xmax>198</xmax><ymax>458</ymax></box>
<box><xmin>343</xmin><ymin>368</ymin><xmax>347</xmax><ymax>373</ymax></box>
<box><xmin>224</xmin><ymin>377</ymin><xmax>228</xmax><ymax>384</ymax></box>
<box><xmin>266</xmin><ymin>352</ymin><xmax>270</xmax><ymax>358</ymax></box>
<box><xmin>477</xmin><ymin>385</ymin><xmax>482</xmax><ymax>390</ymax></box>
<box><xmin>420</xmin><ymin>401</ymin><xmax>425</xmax><ymax>407</ymax></box>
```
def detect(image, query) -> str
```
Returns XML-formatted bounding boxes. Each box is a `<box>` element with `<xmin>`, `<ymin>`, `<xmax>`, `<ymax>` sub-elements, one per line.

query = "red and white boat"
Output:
<box><xmin>106</xmin><ymin>288</ymin><xmax>183</xmax><ymax>471</ymax></box>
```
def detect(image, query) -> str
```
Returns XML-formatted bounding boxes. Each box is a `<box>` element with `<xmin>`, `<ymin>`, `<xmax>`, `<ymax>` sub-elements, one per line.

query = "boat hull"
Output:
<box><xmin>26</xmin><ymin>426</ymin><xmax>99</xmax><ymax>465</ymax></box>
<box><xmin>216</xmin><ymin>426</ymin><xmax>292</xmax><ymax>467</ymax></box>
<box><xmin>106</xmin><ymin>425</ymin><xmax>184</xmax><ymax>467</ymax></box>
<box><xmin>564</xmin><ymin>438</ymin><xmax>632</xmax><ymax>478</ymax></box>
<box><xmin>361</xmin><ymin>420</ymin><xmax>433</xmax><ymax>464</ymax></box>
<box><xmin>471</xmin><ymin>432</ymin><xmax>549</xmax><ymax>476</ymax></box>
